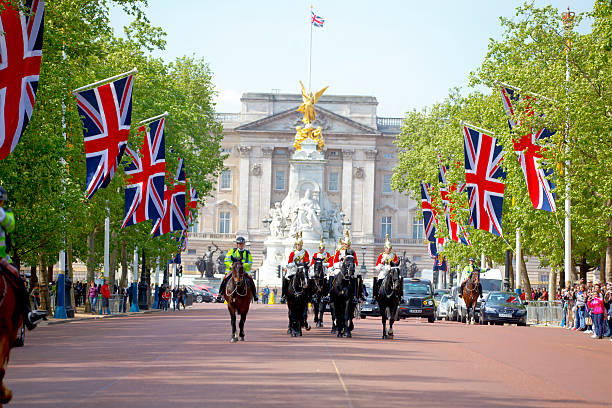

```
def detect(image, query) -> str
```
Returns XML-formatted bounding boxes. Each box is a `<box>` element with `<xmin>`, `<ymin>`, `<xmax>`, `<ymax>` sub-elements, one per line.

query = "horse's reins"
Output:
<box><xmin>382</xmin><ymin>266</ymin><xmax>400</xmax><ymax>299</ymax></box>
<box><xmin>226</xmin><ymin>267</ymin><xmax>248</xmax><ymax>297</ymax></box>
<box><xmin>290</xmin><ymin>265</ymin><xmax>307</xmax><ymax>295</ymax></box>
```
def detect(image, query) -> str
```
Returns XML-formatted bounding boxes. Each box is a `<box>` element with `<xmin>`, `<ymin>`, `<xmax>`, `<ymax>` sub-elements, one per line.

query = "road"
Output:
<box><xmin>5</xmin><ymin>303</ymin><xmax>610</xmax><ymax>408</ymax></box>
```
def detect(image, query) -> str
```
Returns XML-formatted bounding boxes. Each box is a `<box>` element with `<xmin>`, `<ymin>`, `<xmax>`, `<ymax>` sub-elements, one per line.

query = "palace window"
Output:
<box><xmin>383</xmin><ymin>153</ymin><xmax>395</xmax><ymax>159</ymax></box>
<box><xmin>275</xmin><ymin>170</ymin><xmax>286</xmax><ymax>191</ymax></box>
<box><xmin>187</xmin><ymin>249</ymin><xmax>196</xmax><ymax>255</ymax></box>
<box><xmin>219</xmin><ymin>211</ymin><xmax>231</xmax><ymax>233</ymax></box>
<box><xmin>412</xmin><ymin>217</ymin><xmax>424</xmax><ymax>239</ymax></box>
<box><xmin>381</xmin><ymin>216</ymin><xmax>392</xmax><ymax>238</ymax></box>
<box><xmin>186</xmin><ymin>265</ymin><xmax>197</xmax><ymax>271</ymax></box>
<box><xmin>382</xmin><ymin>174</ymin><xmax>392</xmax><ymax>193</ymax></box>
<box><xmin>328</xmin><ymin>172</ymin><xmax>339</xmax><ymax>192</ymax></box>
<box><xmin>221</xmin><ymin>169</ymin><xmax>231</xmax><ymax>190</ymax></box>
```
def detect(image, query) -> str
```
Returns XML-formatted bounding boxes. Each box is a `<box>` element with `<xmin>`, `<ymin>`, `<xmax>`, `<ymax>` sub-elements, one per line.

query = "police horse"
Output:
<box><xmin>330</xmin><ymin>254</ymin><xmax>361</xmax><ymax>338</ymax></box>
<box><xmin>309</xmin><ymin>256</ymin><xmax>329</xmax><ymax>328</ymax></box>
<box><xmin>463</xmin><ymin>269</ymin><xmax>482</xmax><ymax>325</ymax></box>
<box><xmin>286</xmin><ymin>261</ymin><xmax>310</xmax><ymax>337</ymax></box>
<box><xmin>374</xmin><ymin>261</ymin><xmax>403</xmax><ymax>339</ymax></box>
<box><xmin>222</xmin><ymin>258</ymin><xmax>255</xmax><ymax>342</ymax></box>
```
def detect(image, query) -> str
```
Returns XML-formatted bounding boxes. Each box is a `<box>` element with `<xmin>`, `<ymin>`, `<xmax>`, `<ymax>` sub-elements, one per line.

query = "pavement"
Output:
<box><xmin>5</xmin><ymin>303</ymin><xmax>611</xmax><ymax>408</ymax></box>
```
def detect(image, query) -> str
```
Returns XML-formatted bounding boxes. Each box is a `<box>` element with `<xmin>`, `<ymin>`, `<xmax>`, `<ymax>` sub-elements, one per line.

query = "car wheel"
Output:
<box><xmin>196</xmin><ymin>295</ymin><xmax>203</xmax><ymax>303</ymax></box>
<box><xmin>428</xmin><ymin>316</ymin><xmax>435</xmax><ymax>323</ymax></box>
<box><xmin>360</xmin><ymin>315</ymin><xmax>366</xmax><ymax>319</ymax></box>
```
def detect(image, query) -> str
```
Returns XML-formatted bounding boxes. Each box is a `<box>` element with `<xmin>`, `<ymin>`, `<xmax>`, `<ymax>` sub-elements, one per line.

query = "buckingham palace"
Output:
<box><xmin>183</xmin><ymin>91</ymin><xmax>434</xmax><ymax>279</ymax></box>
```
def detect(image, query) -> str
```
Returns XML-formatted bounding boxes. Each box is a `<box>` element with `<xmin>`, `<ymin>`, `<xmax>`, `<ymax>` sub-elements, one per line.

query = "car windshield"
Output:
<box><xmin>487</xmin><ymin>293</ymin><xmax>520</xmax><ymax>304</ymax></box>
<box><xmin>481</xmin><ymin>279</ymin><xmax>502</xmax><ymax>292</ymax></box>
<box><xmin>404</xmin><ymin>282</ymin><xmax>432</xmax><ymax>295</ymax></box>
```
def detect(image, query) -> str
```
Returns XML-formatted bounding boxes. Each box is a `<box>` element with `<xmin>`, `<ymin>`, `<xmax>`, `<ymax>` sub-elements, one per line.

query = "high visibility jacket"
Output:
<box><xmin>0</xmin><ymin>207</ymin><xmax>15</xmax><ymax>260</ymax></box>
<box><xmin>224</xmin><ymin>248</ymin><xmax>252</xmax><ymax>273</ymax></box>
<box><xmin>462</xmin><ymin>264</ymin><xmax>479</xmax><ymax>279</ymax></box>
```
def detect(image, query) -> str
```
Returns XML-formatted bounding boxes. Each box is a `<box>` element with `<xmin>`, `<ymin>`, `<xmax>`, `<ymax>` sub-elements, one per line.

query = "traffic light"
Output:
<box><xmin>178</xmin><ymin>265</ymin><xmax>183</xmax><ymax>277</ymax></box>
<box><xmin>276</xmin><ymin>265</ymin><xmax>281</xmax><ymax>278</ymax></box>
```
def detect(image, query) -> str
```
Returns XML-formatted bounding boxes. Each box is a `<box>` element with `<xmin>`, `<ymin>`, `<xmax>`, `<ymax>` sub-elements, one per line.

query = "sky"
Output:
<box><xmin>109</xmin><ymin>1</ymin><xmax>594</xmax><ymax>117</ymax></box>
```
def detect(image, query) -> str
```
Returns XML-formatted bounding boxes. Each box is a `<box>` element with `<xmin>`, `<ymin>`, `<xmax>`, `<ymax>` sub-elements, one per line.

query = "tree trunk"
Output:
<box><xmin>120</xmin><ymin>238</ymin><xmax>128</xmax><ymax>289</ymax></box>
<box><xmin>87</xmin><ymin>227</ymin><xmax>97</xmax><ymax>283</ymax></box>
<box><xmin>578</xmin><ymin>256</ymin><xmax>589</xmax><ymax>283</ymax></box>
<box><xmin>520</xmin><ymin>256</ymin><xmax>533</xmax><ymax>300</ymax></box>
<box><xmin>599</xmin><ymin>256</ymin><xmax>605</xmax><ymax>284</ymax></box>
<box><xmin>508</xmin><ymin>261</ymin><xmax>515</xmax><ymax>290</ymax></box>
<box><xmin>559</xmin><ymin>262</ymin><xmax>565</xmax><ymax>289</ymax></box>
<box><xmin>38</xmin><ymin>254</ymin><xmax>51</xmax><ymax>313</ymax></box>
<box><xmin>548</xmin><ymin>267</ymin><xmax>557</xmax><ymax>301</ymax></box>
<box><xmin>570</xmin><ymin>256</ymin><xmax>578</xmax><ymax>284</ymax></box>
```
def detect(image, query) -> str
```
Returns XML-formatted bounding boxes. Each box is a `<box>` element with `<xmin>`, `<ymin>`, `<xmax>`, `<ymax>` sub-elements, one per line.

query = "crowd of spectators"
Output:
<box><xmin>558</xmin><ymin>281</ymin><xmax>612</xmax><ymax>341</ymax></box>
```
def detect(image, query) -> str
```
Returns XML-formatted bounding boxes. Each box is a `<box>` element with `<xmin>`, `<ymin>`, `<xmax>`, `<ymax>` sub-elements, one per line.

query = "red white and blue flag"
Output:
<box><xmin>0</xmin><ymin>0</ymin><xmax>45</xmax><ymax>160</ymax></box>
<box><xmin>463</xmin><ymin>125</ymin><xmax>507</xmax><ymax>237</ymax></box>
<box><xmin>311</xmin><ymin>10</ymin><xmax>324</xmax><ymax>27</ymax></box>
<box><xmin>420</xmin><ymin>182</ymin><xmax>445</xmax><ymax>258</ymax></box>
<box><xmin>152</xmin><ymin>159</ymin><xmax>187</xmax><ymax>236</ymax></box>
<box><xmin>438</xmin><ymin>156</ymin><xmax>471</xmax><ymax>246</ymax></box>
<box><xmin>186</xmin><ymin>182</ymin><xmax>198</xmax><ymax>225</ymax></box>
<box><xmin>75</xmin><ymin>74</ymin><xmax>133</xmax><ymax>199</ymax></box>
<box><xmin>122</xmin><ymin>118</ymin><xmax>166</xmax><ymax>228</ymax></box>
<box><xmin>500</xmin><ymin>85</ymin><xmax>556</xmax><ymax>212</ymax></box>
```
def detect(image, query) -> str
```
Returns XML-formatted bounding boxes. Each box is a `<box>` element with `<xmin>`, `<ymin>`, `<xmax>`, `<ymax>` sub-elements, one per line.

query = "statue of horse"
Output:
<box><xmin>222</xmin><ymin>259</ymin><xmax>254</xmax><ymax>342</ymax></box>
<box><xmin>463</xmin><ymin>269</ymin><xmax>482</xmax><ymax>325</ymax></box>
<box><xmin>375</xmin><ymin>262</ymin><xmax>403</xmax><ymax>339</ymax></box>
<box><xmin>309</xmin><ymin>256</ymin><xmax>328</xmax><ymax>328</ymax></box>
<box><xmin>0</xmin><ymin>267</ymin><xmax>23</xmax><ymax>405</ymax></box>
<box><xmin>286</xmin><ymin>262</ymin><xmax>310</xmax><ymax>337</ymax></box>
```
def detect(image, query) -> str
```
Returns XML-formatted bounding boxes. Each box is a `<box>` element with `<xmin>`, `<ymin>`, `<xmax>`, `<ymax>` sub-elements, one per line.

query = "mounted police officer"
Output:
<box><xmin>459</xmin><ymin>257</ymin><xmax>480</xmax><ymax>298</ymax></box>
<box><xmin>281</xmin><ymin>232</ymin><xmax>309</xmax><ymax>302</ymax></box>
<box><xmin>0</xmin><ymin>186</ymin><xmax>47</xmax><ymax>343</ymax></box>
<box><xmin>373</xmin><ymin>234</ymin><xmax>399</xmax><ymax>299</ymax></box>
<box><xmin>332</xmin><ymin>230</ymin><xmax>360</xmax><ymax>303</ymax></box>
<box><xmin>217</xmin><ymin>237</ymin><xmax>258</xmax><ymax>302</ymax></box>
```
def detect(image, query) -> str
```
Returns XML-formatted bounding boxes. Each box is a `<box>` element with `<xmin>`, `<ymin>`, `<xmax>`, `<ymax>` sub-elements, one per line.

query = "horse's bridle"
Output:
<box><xmin>290</xmin><ymin>264</ymin><xmax>308</xmax><ymax>295</ymax></box>
<box><xmin>226</xmin><ymin>263</ymin><xmax>247</xmax><ymax>297</ymax></box>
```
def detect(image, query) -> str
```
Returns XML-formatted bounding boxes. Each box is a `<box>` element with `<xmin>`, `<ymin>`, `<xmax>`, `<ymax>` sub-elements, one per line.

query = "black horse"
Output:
<box><xmin>330</xmin><ymin>254</ymin><xmax>361</xmax><ymax>338</ymax></box>
<box><xmin>309</xmin><ymin>256</ymin><xmax>329</xmax><ymax>328</ymax></box>
<box><xmin>374</xmin><ymin>262</ymin><xmax>403</xmax><ymax>339</ymax></box>
<box><xmin>286</xmin><ymin>262</ymin><xmax>310</xmax><ymax>337</ymax></box>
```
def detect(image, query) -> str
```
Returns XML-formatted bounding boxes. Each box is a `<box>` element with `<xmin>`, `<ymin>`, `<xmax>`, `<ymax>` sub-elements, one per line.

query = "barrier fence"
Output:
<box><xmin>525</xmin><ymin>300</ymin><xmax>563</xmax><ymax>326</ymax></box>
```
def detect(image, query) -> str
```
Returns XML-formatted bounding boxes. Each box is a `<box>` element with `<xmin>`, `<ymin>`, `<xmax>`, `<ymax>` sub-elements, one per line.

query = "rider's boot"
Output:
<box><xmin>372</xmin><ymin>279</ymin><xmax>379</xmax><ymax>302</ymax></box>
<box><xmin>350</xmin><ymin>278</ymin><xmax>359</xmax><ymax>304</ymax></box>
<box><xmin>247</xmin><ymin>275</ymin><xmax>258</xmax><ymax>301</ymax></box>
<box><xmin>18</xmin><ymin>284</ymin><xmax>47</xmax><ymax>330</ymax></box>
<box><xmin>217</xmin><ymin>275</ymin><xmax>229</xmax><ymax>302</ymax></box>
<box><xmin>280</xmin><ymin>278</ymin><xmax>288</xmax><ymax>303</ymax></box>
<box><xmin>459</xmin><ymin>282</ymin><xmax>464</xmax><ymax>298</ymax></box>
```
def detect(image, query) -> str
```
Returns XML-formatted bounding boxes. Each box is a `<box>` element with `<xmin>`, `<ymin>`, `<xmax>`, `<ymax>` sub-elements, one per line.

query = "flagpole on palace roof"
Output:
<box><xmin>308</xmin><ymin>4</ymin><xmax>313</xmax><ymax>92</ymax></box>
<box><xmin>72</xmin><ymin>67</ymin><xmax>138</xmax><ymax>93</ymax></box>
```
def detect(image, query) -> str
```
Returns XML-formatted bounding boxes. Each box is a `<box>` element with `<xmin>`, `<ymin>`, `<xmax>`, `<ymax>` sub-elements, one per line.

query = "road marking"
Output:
<box><xmin>325</xmin><ymin>342</ymin><xmax>354</xmax><ymax>408</ymax></box>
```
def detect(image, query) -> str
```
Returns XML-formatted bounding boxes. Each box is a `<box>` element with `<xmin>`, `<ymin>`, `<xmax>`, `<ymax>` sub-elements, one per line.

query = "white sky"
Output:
<box><xmin>109</xmin><ymin>1</ymin><xmax>593</xmax><ymax>117</ymax></box>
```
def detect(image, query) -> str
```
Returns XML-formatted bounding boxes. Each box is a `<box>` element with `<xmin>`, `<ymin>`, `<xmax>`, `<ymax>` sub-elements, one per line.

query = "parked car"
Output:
<box><xmin>398</xmin><ymin>278</ymin><xmax>436</xmax><ymax>323</ymax></box>
<box><xmin>434</xmin><ymin>289</ymin><xmax>450</xmax><ymax>309</ymax></box>
<box><xmin>437</xmin><ymin>294</ymin><xmax>452</xmax><ymax>320</ymax></box>
<box><xmin>479</xmin><ymin>291</ymin><xmax>527</xmax><ymax>326</ymax></box>
<box><xmin>186</xmin><ymin>286</ymin><xmax>213</xmax><ymax>303</ymax></box>
<box><xmin>359</xmin><ymin>295</ymin><xmax>380</xmax><ymax>318</ymax></box>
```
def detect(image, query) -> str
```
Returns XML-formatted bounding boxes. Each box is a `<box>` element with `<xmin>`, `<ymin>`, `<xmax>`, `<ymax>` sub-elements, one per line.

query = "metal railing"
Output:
<box><xmin>376</xmin><ymin>117</ymin><xmax>403</xmax><ymax>131</ymax></box>
<box><xmin>525</xmin><ymin>300</ymin><xmax>563</xmax><ymax>326</ymax></box>
<box><xmin>188</xmin><ymin>232</ymin><xmax>236</xmax><ymax>239</ymax></box>
<box><xmin>373</xmin><ymin>237</ymin><xmax>422</xmax><ymax>245</ymax></box>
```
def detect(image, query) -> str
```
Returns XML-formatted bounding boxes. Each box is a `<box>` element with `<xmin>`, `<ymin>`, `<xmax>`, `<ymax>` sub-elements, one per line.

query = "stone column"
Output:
<box><xmin>261</xmin><ymin>146</ymin><xmax>274</xmax><ymax>228</ymax></box>
<box><xmin>363</xmin><ymin>149</ymin><xmax>378</xmax><ymax>241</ymax></box>
<box><xmin>237</xmin><ymin>145</ymin><xmax>251</xmax><ymax>236</ymax></box>
<box><xmin>342</xmin><ymin>149</ymin><xmax>354</xmax><ymax>225</ymax></box>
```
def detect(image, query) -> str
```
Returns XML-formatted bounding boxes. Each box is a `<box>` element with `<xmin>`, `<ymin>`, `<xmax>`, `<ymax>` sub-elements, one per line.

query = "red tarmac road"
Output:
<box><xmin>5</xmin><ymin>303</ymin><xmax>611</xmax><ymax>408</ymax></box>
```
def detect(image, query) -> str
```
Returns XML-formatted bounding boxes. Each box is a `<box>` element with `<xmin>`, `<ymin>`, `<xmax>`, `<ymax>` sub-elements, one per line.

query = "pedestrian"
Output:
<box><xmin>179</xmin><ymin>285</ymin><xmax>186</xmax><ymax>310</ymax></box>
<box><xmin>88</xmin><ymin>281</ymin><xmax>98</xmax><ymax>314</ymax></box>
<box><xmin>172</xmin><ymin>287</ymin><xmax>179</xmax><ymax>310</ymax></box>
<box><xmin>587</xmin><ymin>284</ymin><xmax>605</xmax><ymax>339</ymax></box>
<box><xmin>100</xmin><ymin>279</ymin><xmax>111</xmax><ymax>315</ymax></box>
<box><xmin>263</xmin><ymin>286</ymin><xmax>270</xmax><ymax>304</ymax></box>
<box><xmin>574</xmin><ymin>284</ymin><xmax>586</xmax><ymax>331</ymax></box>
<box><xmin>120</xmin><ymin>285</ymin><xmax>129</xmax><ymax>313</ymax></box>
<box><xmin>162</xmin><ymin>287</ymin><xmax>170</xmax><ymax>311</ymax></box>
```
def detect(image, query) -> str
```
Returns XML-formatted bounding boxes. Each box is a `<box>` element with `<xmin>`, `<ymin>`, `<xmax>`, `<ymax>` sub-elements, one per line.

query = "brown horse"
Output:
<box><xmin>0</xmin><ymin>269</ymin><xmax>23</xmax><ymax>406</ymax></box>
<box><xmin>222</xmin><ymin>260</ymin><xmax>254</xmax><ymax>343</ymax></box>
<box><xmin>463</xmin><ymin>269</ymin><xmax>482</xmax><ymax>325</ymax></box>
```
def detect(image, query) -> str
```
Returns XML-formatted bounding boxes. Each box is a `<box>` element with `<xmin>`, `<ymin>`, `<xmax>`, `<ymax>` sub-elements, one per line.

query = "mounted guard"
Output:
<box><xmin>310</xmin><ymin>237</ymin><xmax>331</xmax><ymax>327</ymax></box>
<box><xmin>332</xmin><ymin>230</ymin><xmax>360</xmax><ymax>304</ymax></box>
<box><xmin>217</xmin><ymin>237</ymin><xmax>257</xmax><ymax>302</ymax></box>
<box><xmin>283</xmin><ymin>232</ymin><xmax>311</xmax><ymax>336</ymax></box>
<box><xmin>459</xmin><ymin>257</ymin><xmax>481</xmax><ymax>298</ymax></box>
<box><xmin>373</xmin><ymin>234</ymin><xmax>399</xmax><ymax>299</ymax></box>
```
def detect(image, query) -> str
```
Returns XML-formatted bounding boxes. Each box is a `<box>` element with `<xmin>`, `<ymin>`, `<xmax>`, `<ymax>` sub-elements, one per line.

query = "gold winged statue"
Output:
<box><xmin>295</xmin><ymin>81</ymin><xmax>328</xmax><ymax>151</ymax></box>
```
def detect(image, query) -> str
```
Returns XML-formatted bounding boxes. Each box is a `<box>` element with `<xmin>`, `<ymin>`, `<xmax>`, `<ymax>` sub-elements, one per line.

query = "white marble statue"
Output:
<box><xmin>269</xmin><ymin>202</ymin><xmax>285</xmax><ymax>238</ymax></box>
<box><xmin>289</xmin><ymin>189</ymin><xmax>322</xmax><ymax>237</ymax></box>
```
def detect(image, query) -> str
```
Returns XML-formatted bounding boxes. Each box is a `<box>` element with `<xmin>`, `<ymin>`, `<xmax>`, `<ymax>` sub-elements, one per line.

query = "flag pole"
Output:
<box><xmin>130</xmin><ymin>247</ymin><xmax>140</xmax><ymax>312</ymax></box>
<box><xmin>308</xmin><ymin>4</ymin><xmax>313</xmax><ymax>92</ymax></box>
<box><xmin>461</xmin><ymin>121</ymin><xmax>496</xmax><ymax>137</ymax></box>
<box><xmin>138</xmin><ymin>111</ymin><xmax>169</xmax><ymax>126</ymax></box>
<box><xmin>73</xmin><ymin>67</ymin><xmax>138</xmax><ymax>93</ymax></box>
<box><xmin>562</xmin><ymin>8</ymin><xmax>574</xmax><ymax>287</ymax></box>
<box><xmin>516</xmin><ymin>228</ymin><xmax>522</xmax><ymax>293</ymax></box>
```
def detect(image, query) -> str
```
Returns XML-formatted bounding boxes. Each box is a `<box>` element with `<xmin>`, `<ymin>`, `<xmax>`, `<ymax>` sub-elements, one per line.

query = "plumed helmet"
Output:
<box><xmin>0</xmin><ymin>186</ymin><xmax>7</xmax><ymax>202</ymax></box>
<box><xmin>236</xmin><ymin>236</ymin><xmax>246</xmax><ymax>244</ymax></box>
<box><xmin>384</xmin><ymin>234</ymin><xmax>392</xmax><ymax>250</ymax></box>
<box><xmin>344</xmin><ymin>230</ymin><xmax>351</xmax><ymax>246</ymax></box>
<box><xmin>294</xmin><ymin>231</ymin><xmax>303</xmax><ymax>248</ymax></box>
<box><xmin>318</xmin><ymin>236</ymin><xmax>325</xmax><ymax>250</ymax></box>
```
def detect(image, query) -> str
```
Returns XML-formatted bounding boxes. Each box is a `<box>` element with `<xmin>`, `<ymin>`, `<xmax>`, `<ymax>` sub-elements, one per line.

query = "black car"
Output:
<box><xmin>398</xmin><ymin>278</ymin><xmax>436</xmax><ymax>323</ymax></box>
<box><xmin>359</xmin><ymin>295</ymin><xmax>380</xmax><ymax>318</ymax></box>
<box><xmin>479</xmin><ymin>291</ymin><xmax>527</xmax><ymax>326</ymax></box>
<box><xmin>186</xmin><ymin>286</ymin><xmax>213</xmax><ymax>303</ymax></box>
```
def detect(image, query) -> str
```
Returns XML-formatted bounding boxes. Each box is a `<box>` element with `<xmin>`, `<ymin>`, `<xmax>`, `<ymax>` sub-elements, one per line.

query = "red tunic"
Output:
<box><xmin>375</xmin><ymin>252</ymin><xmax>399</xmax><ymax>266</ymax></box>
<box><xmin>310</xmin><ymin>251</ymin><xmax>331</xmax><ymax>266</ymax></box>
<box><xmin>288</xmin><ymin>250</ymin><xmax>309</xmax><ymax>264</ymax></box>
<box><xmin>332</xmin><ymin>249</ymin><xmax>358</xmax><ymax>266</ymax></box>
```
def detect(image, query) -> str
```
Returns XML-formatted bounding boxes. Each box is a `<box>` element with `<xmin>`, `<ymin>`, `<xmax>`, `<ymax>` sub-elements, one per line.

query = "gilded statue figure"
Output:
<box><xmin>294</xmin><ymin>81</ymin><xmax>328</xmax><ymax>151</ymax></box>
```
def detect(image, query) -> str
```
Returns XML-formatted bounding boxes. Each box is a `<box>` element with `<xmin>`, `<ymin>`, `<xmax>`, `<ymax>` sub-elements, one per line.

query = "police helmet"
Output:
<box><xmin>236</xmin><ymin>236</ymin><xmax>246</xmax><ymax>244</ymax></box>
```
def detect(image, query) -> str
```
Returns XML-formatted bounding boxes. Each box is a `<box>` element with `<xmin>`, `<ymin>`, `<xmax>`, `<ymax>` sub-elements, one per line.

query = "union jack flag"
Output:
<box><xmin>311</xmin><ymin>10</ymin><xmax>324</xmax><ymax>27</ymax></box>
<box><xmin>122</xmin><ymin>118</ymin><xmax>166</xmax><ymax>228</ymax></box>
<box><xmin>151</xmin><ymin>159</ymin><xmax>186</xmax><ymax>236</ymax></box>
<box><xmin>463</xmin><ymin>125</ymin><xmax>507</xmax><ymax>237</ymax></box>
<box><xmin>186</xmin><ymin>182</ymin><xmax>197</xmax><ymax>226</ymax></box>
<box><xmin>0</xmin><ymin>0</ymin><xmax>45</xmax><ymax>160</ymax></box>
<box><xmin>438</xmin><ymin>155</ymin><xmax>471</xmax><ymax>246</ymax></box>
<box><xmin>420</xmin><ymin>182</ymin><xmax>445</xmax><ymax>258</ymax></box>
<box><xmin>75</xmin><ymin>74</ymin><xmax>133</xmax><ymax>199</ymax></box>
<box><xmin>500</xmin><ymin>85</ymin><xmax>556</xmax><ymax>212</ymax></box>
